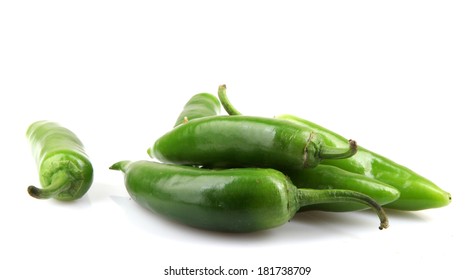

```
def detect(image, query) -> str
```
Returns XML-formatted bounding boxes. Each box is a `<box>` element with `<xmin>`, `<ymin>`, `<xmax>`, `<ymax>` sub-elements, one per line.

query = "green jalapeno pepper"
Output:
<box><xmin>277</xmin><ymin>114</ymin><xmax>451</xmax><ymax>211</ymax></box>
<box><xmin>287</xmin><ymin>165</ymin><xmax>400</xmax><ymax>212</ymax></box>
<box><xmin>26</xmin><ymin>121</ymin><xmax>94</xmax><ymax>201</ymax></box>
<box><xmin>217</xmin><ymin>85</ymin><xmax>451</xmax><ymax>211</ymax></box>
<box><xmin>174</xmin><ymin>92</ymin><xmax>221</xmax><ymax>127</ymax></box>
<box><xmin>110</xmin><ymin>160</ymin><xmax>389</xmax><ymax>232</ymax></box>
<box><xmin>148</xmin><ymin>115</ymin><xmax>357</xmax><ymax>170</ymax></box>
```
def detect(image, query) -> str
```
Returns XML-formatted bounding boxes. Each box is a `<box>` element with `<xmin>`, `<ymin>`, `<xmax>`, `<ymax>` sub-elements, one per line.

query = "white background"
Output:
<box><xmin>1</xmin><ymin>1</ymin><xmax>474</xmax><ymax>279</ymax></box>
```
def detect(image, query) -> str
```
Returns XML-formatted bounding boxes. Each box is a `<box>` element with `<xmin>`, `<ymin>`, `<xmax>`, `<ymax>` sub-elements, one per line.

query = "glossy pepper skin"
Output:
<box><xmin>287</xmin><ymin>165</ymin><xmax>400</xmax><ymax>212</ymax></box>
<box><xmin>277</xmin><ymin>114</ymin><xmax>451</xmax><ymax>211</ymax></box>
<box><xmin>110</xmin><ymin>160</ymin><xmax>388</xmax><ymax>232</ymax></box>
<box><xmin>148</xmin><ymin>115</ymin><xmax>357</xmax><ymax>171</ymax></box>
<box><xmin>174</xmin><ymin>92</ymin><xmax>221</xmax><ymax>127</ymax></box>
<box><xmin>26</xmin><ymin>121</ymin><xmax>94</xmax><ymax>201</ymax></box>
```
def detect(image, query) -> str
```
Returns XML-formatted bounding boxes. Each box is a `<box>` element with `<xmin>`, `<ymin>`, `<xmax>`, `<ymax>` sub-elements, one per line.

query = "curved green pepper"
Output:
<box><xmin>110</xmin><ymin>160</ymin><xmax>388</xmax><ymax>232</ymax></box>
<box><xmin>216</xmin><ymin>85</ymin><xmax>451</xmax><ymax>210</ymax></box>
<box><xmin>174</xmin><ymin>92</ymin><xmax>221</xmax><ymax>127</ymax></box>
<box><xmin>26</xmin><ymin>121</ymin><xmax>94</xmax><ymax>201</ymax></box>
<box><xmin>278</xmin><ymin>114</ymin><xmax>451</xmax><ymax>211</ymax></box>
<box><xmin>287</xmin><ymin>165</ymin><xmax>400</xmax><ymax>212</ymax></box>
<box><xmin>148</xmin><ymin>115</ymin><xmax>357</xmax><ymax>170</ymax></box>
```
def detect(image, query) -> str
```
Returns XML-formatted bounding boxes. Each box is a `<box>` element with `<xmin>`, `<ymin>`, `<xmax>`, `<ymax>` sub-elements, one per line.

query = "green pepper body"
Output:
<box><xmin>278</xmin><ymin>114</ymin><xmax>451</xmax><ymax>211</ymax></box>
<box><xmin>174</xmin><ymin>92</ymin><xmax>221</xmax><ymax>127</ymax></box>
<box><xmin>110</xmin><ymin>160</ymin><xmax>388</xmax><ymax>232</ymax></box>
<box><xmin>287</xmin><ymin>165</ymin><xmax>400</xmax><ymax>212</ymax></box>
<box><xmin>26</xmin><ymin>121</ymin><xmax>94</xmax><ymax>201</ymax></box>
<box><xmin>148</xmin><ymin>115</ymin><xmax>357</xmax><ymax>171</ymax></box>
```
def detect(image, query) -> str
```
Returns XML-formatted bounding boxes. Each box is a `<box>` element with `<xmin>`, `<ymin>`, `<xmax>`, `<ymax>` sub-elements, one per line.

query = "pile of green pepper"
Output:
<box><xmin>26</xmin><ymin>85</ymin><xmax>451</xmax><ymax>233</ymax></box>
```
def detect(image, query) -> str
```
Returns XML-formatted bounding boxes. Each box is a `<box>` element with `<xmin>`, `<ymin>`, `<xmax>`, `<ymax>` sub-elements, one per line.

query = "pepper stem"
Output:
<box><xmin>297</xmin><ymin>188</ymin><xmax>389</xmax><ymax>230</ymax></box>
<box><xmin>218</xmin><ymin>84</ymin><xmax>242</xmax><ymax>115</ymax></box>
<box><xmin>319</xmin><ymin>139</ymin><xmax>358</xmax><ymax>160</ymax></box>
<box><xmin>27</xmin><ymin>171</ymin><xmax>71</xmax><ymax>199</ymax></box>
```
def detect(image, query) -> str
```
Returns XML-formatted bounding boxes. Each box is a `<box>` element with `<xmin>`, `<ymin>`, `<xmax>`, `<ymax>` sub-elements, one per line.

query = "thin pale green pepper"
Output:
<box><xmin>277</xmin><ymin>114</ymin><xmax>451</xmax><ymax>210</ymax></box>
<box><xmin>26</xmin><ymin>121</ymin><xmax>94</xmax><ymax>201</ymax></box>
